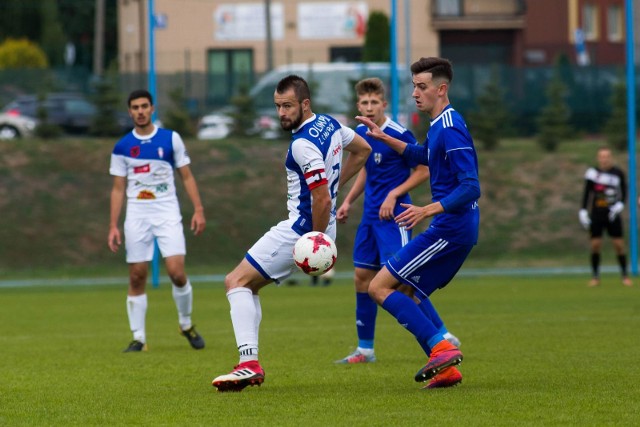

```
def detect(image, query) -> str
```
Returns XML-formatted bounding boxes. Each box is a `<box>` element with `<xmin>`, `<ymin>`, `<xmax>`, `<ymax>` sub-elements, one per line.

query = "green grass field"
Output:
<box><xmin>1</xmin><ymin>273</ymin><xmax>639</xmax><ymax>426</ymax></box>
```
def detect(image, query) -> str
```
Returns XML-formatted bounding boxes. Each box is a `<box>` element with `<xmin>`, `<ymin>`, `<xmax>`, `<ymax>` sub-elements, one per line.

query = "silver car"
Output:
<box><xmin>0</xmin><ymin>113</ymin><xmax>37</xmax><ymax>140</ymax></box>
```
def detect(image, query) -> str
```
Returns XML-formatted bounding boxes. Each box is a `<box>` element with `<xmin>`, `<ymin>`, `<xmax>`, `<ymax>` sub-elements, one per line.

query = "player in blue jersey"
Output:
<box><xmin>211</xmin><ymin>75</ymin><xmax>371</xmax><ymax>392</ymax></box>
<box><xmin>108</xmin><ymin>89</ymin><xmax>206</xmax><ymax>353</ymax></box>
<box><xmin>356</xmin><ymin>57</ymin><xmax>480</xmax><ymax>389</ymax></box>
<box><xmin>335</xmin><ymin>77</ymin><xmax>449</xmax><ymax>364</ymax></box>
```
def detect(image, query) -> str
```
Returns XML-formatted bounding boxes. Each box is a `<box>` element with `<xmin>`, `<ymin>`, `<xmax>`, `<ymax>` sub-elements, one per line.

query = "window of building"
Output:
<box><xmin>606</xmin><ymin>5</ymin><xmax>623</xmax><ymax>42</ymax></box>
<box><xmin>434</xmin><ymin>0</ymin><xmax>462</xmax><ymax>16</ymax></box>
<box><xmin>206</xmin><ymin>49</ymin><xmax>253</xmax><ymax>109</ymax></box>
<box><xmin>434</xmin><ymin>0</ymin><xmax>461</xmax><ymax>16</ymax></box>
<box><xmin>582</xmin><ymin>3</ymin><xmax>599</xmax><ymax>41</ymax></box>
<box><xmin>329</xmin><ymin>46</ymin><xmax>362</xmax><ymax>63</ymax></box>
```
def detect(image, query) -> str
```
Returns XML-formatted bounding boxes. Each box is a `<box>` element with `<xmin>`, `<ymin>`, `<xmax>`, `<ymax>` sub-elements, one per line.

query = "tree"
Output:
<box><xmin>163</xmin><ymin>87</ymin><xmax>195</xmax><ymax>138</ymax></box>
<box><xmin>40</xmin><ymin>0</ymin><xmax>67</xmax><ymax>67</ymax></box>
<box><xmin>603</xmin><ymin>79</ymin><xmax>627</xmax><ymax>151</ymax></box>
<box><xmin>0</xmin><ymin>38</ymin><xmax>48</xmax><ymax>69</ymax></box>
<box><xmin>468</xmin><ymin>67</ymin><xmax>510</xmax><ymax>151</ymax></box>
<box><xmin>89</xmin><ymin>75</ymin><xmax>122</xmax><ymax>137</ymax></box>
<box><xmin>363</xmin><ymin>11</ymin><xmax>390</xmax><ymax>62</ymax></box>
<box><xmin>229</xmin><ymin>86</ymin><xmax>256</xmax><ymax>138</ymax></box>
<box><xmin>536</xmin><ymin>64</ymin><xmax>572</xmax><ymax>152</ymax></box>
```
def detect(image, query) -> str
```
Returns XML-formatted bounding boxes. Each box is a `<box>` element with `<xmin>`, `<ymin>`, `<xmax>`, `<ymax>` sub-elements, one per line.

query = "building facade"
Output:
<box><xmin>117</xmin><ymin>0</ymin><xmax>634</xmax><ymax>111</ymax></box>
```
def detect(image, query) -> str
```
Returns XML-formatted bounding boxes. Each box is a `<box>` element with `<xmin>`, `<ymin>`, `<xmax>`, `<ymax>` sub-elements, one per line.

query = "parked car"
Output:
<box><xmin>196</xmin><ymin>110</ymin><xmax>281</xmax><ymax>140</ymax></box>
<box><xmin>1</xmin><ymin>92</ymin><xmax>131</xmax><ymax>135</ymax></box>
<box><xmin>0</xmin><ymin>112</ymin><xmax>37</xmax><ymax>140</ymax></box>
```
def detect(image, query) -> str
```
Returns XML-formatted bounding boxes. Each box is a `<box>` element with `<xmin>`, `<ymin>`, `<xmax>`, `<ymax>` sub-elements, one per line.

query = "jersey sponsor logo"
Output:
<box><xmin>136</xmin><ymin>190</ymin><xmax>156</xmax><ymax>199</ymax></box>
<box><xmin>155</xmin><ymin>183</ymin><xmax>168</xmax><ymax>193</ymax></box>
<box><xmin>133</xmin><ymin>164</ymin><xmax>150</xmax><ymax>174</ymax></box>
<box><xmin>332</xmin><ymin>145</ymin><xmax>342</xmax><ymax>156</ymax></box>
<box><xmin>302</xmin><ymin>162</ymin><xmax>312</xmax><ymax>173</ymax></box>
<box><xmin>308</xmin><ymin>115</ymin><xmax>336</xmax><ymax>144</ymax></box>
<box><xmin>130</xmin><ymin>146</ymin><xmax>140</xmax><ymax>158</ymax></box>
<box><xmin>374</xmin><ymin>152</ymin><xmax>382</xmax><ymax>164</ymax></box>
<box><xmin>411</xmin><ymin>275</ymin><xmax>421</xmax><ymax>283</ymax></box>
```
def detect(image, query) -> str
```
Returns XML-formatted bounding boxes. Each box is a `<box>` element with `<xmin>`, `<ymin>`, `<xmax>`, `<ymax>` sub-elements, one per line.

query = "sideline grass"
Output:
<box><xmin>1</xmin><ymin>274</ymin><xmax>639</xmax><ymax>425</ymax></box>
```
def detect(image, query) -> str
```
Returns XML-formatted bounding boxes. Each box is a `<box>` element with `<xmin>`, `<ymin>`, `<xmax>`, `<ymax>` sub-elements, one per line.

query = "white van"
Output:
<box><xmin>248</xmin><ymin>62</ymin><xmax>412</xmax><ymax>121</ymax></box>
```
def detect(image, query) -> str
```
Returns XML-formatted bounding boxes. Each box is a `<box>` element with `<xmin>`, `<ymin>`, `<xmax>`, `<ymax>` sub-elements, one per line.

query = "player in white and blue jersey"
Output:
<box><xmin>108</xmin><ymin>90</ymin><xmax>207</xmax><ymax>353</ymax></box>
<box><xmin>212</xmin><ymin>75</ymin><xmax>371</xmax><ymax>392</ymax></box>
<box><xmin>335</xmin><ymin>77</ymin><xmax>453</xmax><ymax>365</ymax></box>
<box><xmin>356</xmin><ymin>57</ymin><xmax>480</xmax><ymax>389</ymax></box>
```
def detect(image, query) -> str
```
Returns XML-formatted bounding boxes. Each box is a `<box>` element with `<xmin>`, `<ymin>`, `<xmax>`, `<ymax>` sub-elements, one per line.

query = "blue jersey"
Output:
<box><xmin>284</xmin><ymin>114</ymin><xmax>356</xmax><ymax>236</ymax></box>
<box><xmin>356</xmin><ymin>117</ymin><xmax>419</xmax><ymax>222</ymax></box>
<box><xmin>403</xmin><ymin>106</ymin><xmax>480</xmax><ymax>245</ymax></box>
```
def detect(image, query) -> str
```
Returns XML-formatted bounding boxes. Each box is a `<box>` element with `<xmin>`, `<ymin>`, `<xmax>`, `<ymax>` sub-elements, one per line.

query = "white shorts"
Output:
<box><xmin>246</xmin><ymin>218</ymin><xmax>336</xmax><ymax>284</ymax></box>
<box><xmin>124</xmin><ymin>216</ymin><xmax>186</xmax><ymax>263</ymax></box>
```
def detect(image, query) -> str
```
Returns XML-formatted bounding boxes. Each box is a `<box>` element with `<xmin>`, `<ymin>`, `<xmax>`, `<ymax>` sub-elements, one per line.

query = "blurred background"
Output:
<box><xmin>0</xmin><ymin>0</ymin><xmax>638</xmax><ymax>277</ymax></box>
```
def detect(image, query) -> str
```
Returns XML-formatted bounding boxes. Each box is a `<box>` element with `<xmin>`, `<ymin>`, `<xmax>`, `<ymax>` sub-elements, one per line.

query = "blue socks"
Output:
<box><xmin>355</xmin><ymin>292</ymin><xmax>377</xmax><ymax>349</ymax></box>
<box><xmin>381</xmin><ymin>290</ymin><xmax>443</xmax><ymax>355</ymax></box>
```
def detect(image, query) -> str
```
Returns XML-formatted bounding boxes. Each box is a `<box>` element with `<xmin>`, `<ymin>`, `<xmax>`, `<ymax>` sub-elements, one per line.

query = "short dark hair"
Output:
<box><xmin>127</xmin><ymin>89</ymin><xmax>153</xmax><ymax>107</ymax></box>
<box><xmin>410</xmin><ymin>57</ymin><xmax>453</xmax><ymax>83</ymax></box>
<box><xmin>355</xmin><ymin>77</ymin><xmax>385</xmax><ymax>100</ymax></box>
<box><xmin>275</xmin><ymin>75</ymin><xmax>311</xmax><ymax>103</ymax></box>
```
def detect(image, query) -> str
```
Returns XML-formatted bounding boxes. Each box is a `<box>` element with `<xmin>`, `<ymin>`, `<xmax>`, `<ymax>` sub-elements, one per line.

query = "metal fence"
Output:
<box><xmin>1</xmin><ymin>63</ymin><xmax>637</xmax><ymax>136</ymax></box>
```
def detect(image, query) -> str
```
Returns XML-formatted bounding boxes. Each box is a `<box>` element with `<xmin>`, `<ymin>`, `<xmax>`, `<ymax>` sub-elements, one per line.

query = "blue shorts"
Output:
<box><xmin>386</xmin><ymin>228</ymin><xmax>473</xmax><ymax>298</ymax></box>
<box><xmin>353</xmin><ymin>219</ymin><xmax>410</xmax><ymax>271</ymax></box>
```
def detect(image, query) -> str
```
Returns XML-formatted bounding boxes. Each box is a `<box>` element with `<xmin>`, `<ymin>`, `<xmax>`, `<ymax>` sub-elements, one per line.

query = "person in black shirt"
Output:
<box><xmin>579</xmin><ymin>147</ymin><xmax>632</xmax><ymax>287</ymax></box>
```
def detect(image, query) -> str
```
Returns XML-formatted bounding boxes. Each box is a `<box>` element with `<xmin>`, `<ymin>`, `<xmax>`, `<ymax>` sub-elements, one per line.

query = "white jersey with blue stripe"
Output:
<box><xmin>109</xmin><ymin>126</ymin><xmax>190</xmax><ymax>219</ymax></box>
<box><xmin>285</xmin><ymin>113</ymin><xmax>356</xmax><ymax>235</ymax></box>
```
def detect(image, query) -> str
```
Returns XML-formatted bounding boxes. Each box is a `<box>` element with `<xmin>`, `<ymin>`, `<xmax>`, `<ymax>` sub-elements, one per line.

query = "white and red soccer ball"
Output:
<box><xmin>293</xmin><ymin>231</ymin><xmax>337</xmax><ymax>276</ymax></box>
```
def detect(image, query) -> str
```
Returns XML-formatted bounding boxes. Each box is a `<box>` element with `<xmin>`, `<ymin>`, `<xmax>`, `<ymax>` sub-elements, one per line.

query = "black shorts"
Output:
<box><xmin>590</xmin><ymin>210</ymin><xmax>623</xmax><ymax>238</ymax></box>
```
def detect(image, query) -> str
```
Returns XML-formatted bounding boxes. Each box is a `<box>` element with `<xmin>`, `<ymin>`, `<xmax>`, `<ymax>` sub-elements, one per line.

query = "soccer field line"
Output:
<box><xmin>0</xmin><ymin>265</ymin><xmax>621</xmax><ymax>289</ymax></box>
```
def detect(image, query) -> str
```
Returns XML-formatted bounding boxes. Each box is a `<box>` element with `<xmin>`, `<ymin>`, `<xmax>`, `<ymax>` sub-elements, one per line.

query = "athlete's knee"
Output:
<box><xmin>168</xmin><ymin>271</ymin><xmax>187</xmax><ymax>286</ymax></box>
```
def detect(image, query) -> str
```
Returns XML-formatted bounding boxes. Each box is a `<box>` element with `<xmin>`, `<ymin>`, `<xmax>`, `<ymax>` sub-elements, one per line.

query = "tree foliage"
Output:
<box><xmin>363</xmin><ymin>11</ymin><xmax>390</xmax><ymax>62</ymax></box>
<box><xmin>0</xmin><ymin>38</ymin><xmax>48</xmax><ymax>69</ymax></box>
<box><xmin>163</xmin><ymin>86</ymin><xmax>195</xmax><ymax>138</ymax></box>
<box><xmin>603</xmin><ymin>79</ymin><xmax>627</xmax><ymax>151</ymax></box>
<box><xmin>536</xmin><ymin>64</ymin><xmax>572</xmax><ymax>152</ymax></box>
<box><xmin>468</xmin><ymin>68</ymin><xmax>510</xmax><ymax>151</ymax></box>
<box><xmin>0</xmin><ymin>0</ymin><xmax>118</xmax><ymax>70</ymax></box>
<box><xmin>229</xmin><ymin>86</ymin><xmax>256</xmax><ymax>137</ymax></box>
<box><xmin>89</xmin><ymin>76</ymin><xmax>122</xmax><ymax>137</ymax></box>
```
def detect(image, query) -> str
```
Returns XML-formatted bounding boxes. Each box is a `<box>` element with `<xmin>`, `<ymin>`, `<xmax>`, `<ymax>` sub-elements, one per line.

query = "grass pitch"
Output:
<box><xmin>1</xmin><ymin>273</ymin><xmax>639</xmax><ymax>426</ymax></box>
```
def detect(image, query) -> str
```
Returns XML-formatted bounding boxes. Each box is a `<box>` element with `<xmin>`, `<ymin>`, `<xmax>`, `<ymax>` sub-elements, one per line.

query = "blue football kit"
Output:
<box><xmin>386</xmin><ymin>106</ymin><xmax>480</xmax><ymax>298</ymax></box>
<box><xmin>353</xmin><ymin>117</ymin><xmax>420</xmax><ymax>270</ymax></box>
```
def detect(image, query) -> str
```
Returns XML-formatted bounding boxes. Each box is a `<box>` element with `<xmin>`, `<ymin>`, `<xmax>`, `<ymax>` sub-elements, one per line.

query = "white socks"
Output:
<box><xmin>227</xmin><ymin>287</ymin><xmax>259</xmax><ymax>362</ymax></box>
<box><xmin>172</xmin><ymin>281</ymin><xmax>193</xmax><ymax>331</ymax></box>
<box><xmin>126</xmin><ymin>294</ymin><xmax>148</xmax><ymax>343</ymax></box>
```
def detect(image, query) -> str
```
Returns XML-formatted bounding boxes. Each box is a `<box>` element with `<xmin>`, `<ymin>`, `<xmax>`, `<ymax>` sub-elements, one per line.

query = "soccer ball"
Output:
<box><xmin>293</xmin><ymin>231</ymin><xmax>337</xmax><ymax>276</ymax></box>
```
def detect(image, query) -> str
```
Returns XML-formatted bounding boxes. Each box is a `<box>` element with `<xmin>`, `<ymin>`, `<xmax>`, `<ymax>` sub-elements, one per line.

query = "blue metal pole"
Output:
<box><xmin>625</xmin><ymin>0</ymin><xmax>638</xmax><ymax>276</ymax></box>
<box><xmin>148</xmin><ymin>0</ymin><xmax>160</xmax><ymax>288</ymax></box>
<box><xmin>390</xmin><ymin>0</ymin><xmax>399</xmax><ymax>121</ymax></box>
<box><xmin>625</xmin><ymin>0</ymin><xmax>637</xmax><ymax>275</ymax></box>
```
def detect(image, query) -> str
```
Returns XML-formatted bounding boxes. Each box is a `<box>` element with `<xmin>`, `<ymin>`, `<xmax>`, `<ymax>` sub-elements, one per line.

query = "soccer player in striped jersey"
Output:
<box><xmin>108</xmin><ymin>90</ymin><xmax>207</xmax><ymax>353</ymax></box>
<box><xmin>211</xmin><ymin>75</ymin><xmax>371</xmax><ymax>392</ymax></box>
<box><xmin>335</xmin><ymin>77</ymin><xmax>458</xmax><ymax>365</ymax></box>
<box><xmin>579</xmin><ymin>147</ymin><xmax>632</xmax><ymax>287</ymax></box>
<box><xmin>356</xmin><ymin>57</ymin><xmax>480</xmax><ymax>389</ymax></box>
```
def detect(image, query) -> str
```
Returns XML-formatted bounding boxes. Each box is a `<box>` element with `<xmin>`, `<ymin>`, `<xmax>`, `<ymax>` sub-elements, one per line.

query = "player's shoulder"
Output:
<box><xmin>112</xmin><ymin>131</ymin><xmax>136</xmax><ymax>154</ymax></box>
<box><xmin>584</xmin><ymin>166</ymin><xmax>598</xmax><ymax>180</ymax></box>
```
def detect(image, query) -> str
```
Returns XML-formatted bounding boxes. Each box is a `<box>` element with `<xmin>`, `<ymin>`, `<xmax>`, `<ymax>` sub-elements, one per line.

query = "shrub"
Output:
<box><xmin>468</xmin><ymin>68</ymin><xmax>510</xmax><ymax>151</ymax></box>
<box><xmin>536</xmin><ymin>67</ymin><xmax>572</xmax><ymax>152</ymax></box>
<box><xmin>0</xmin><ymin>38</ymin><xmax>48</xmax><ymax>69</ymax></box>
<box><xmin>162</xmin><ymin>87</ymin><xmax>194</xmax><ymax>138</ymax></box>
<box><xmin>603</xmin><ymin>79</ymin><xmax>627</xmax><ymax>151</ymax></box>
